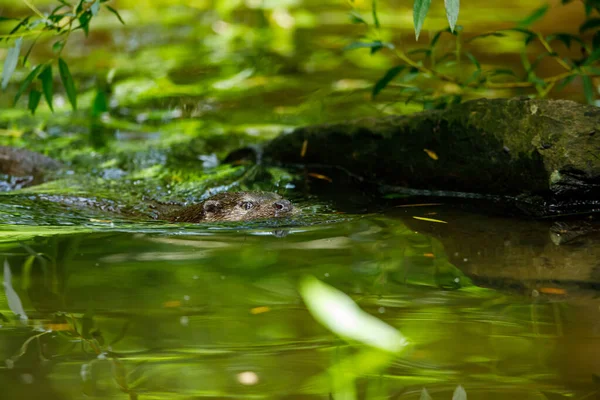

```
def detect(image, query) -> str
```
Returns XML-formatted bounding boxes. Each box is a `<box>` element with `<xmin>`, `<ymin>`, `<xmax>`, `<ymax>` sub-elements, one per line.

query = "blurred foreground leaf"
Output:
<box><xmin>299</xmin><ymin>276</ymin><xmax>408</xmax><ymax>353</ymax></box>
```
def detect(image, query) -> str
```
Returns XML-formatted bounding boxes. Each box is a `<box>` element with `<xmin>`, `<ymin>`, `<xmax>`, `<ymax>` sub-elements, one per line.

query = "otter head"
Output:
<box><xmin>169</xmin><ymin>191</ymin><xmax>297</xmax><ymax>223</ymax></box>
<box><xmin>201</xmin><ymin>191</ymin><xmax>295</xmax><ymax>222</ymax></box>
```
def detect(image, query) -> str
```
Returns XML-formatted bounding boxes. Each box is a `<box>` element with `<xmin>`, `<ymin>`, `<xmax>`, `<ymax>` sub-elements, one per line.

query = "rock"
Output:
<box><xmin>264</xmin><ymin>97</ymin><xmax>600</xmax><ymax>216</ymax></box>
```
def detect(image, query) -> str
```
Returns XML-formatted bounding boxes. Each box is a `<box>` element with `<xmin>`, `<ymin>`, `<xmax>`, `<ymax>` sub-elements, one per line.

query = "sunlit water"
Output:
<box><xmin>0</xmin><ymin>202</ymin><xmax>599</xmax><ymax>399</ymax></box>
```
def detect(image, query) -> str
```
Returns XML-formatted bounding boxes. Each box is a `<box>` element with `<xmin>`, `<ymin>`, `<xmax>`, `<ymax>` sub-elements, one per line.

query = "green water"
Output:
<box><xmin>1</xmin><ymin>0</ymin><xmax>600</xmax><ymax>398</ymax></box>
<box><xmin>0</xmin><ymin>205</ymin><xmax>599</xmax><ymax>399</ymax></box>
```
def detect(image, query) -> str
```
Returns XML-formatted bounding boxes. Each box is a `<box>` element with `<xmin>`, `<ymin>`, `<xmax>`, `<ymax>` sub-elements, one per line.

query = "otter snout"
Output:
<box><xmin>273</xmin><ymin>199</ymin><xmax>293</xmax><ymax>213</ymax></box>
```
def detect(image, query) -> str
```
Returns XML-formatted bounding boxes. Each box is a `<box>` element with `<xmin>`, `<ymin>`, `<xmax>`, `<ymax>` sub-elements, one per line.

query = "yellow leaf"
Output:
<box><xmin>413</xmin><ymin>216</ymin><xmax>447</xmax><ymax>224</ymax></box>
<box><xmin>301</xmin><ymin>139</ymin><xmax>308</xmax><ymax>157</ymax></box>
<box><xmin>423</xmin><ymin>149</ymin><xmax>438</xmax><ymax>160</ymax></box>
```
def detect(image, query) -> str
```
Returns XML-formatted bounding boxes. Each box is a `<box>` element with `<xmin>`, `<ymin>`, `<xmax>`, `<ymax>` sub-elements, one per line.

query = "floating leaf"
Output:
<box><xmin>58</xmin><ymin>58</ymin><xmax>77</xmax><ymax>110</ymax></box>
<box><xmin>518</xmin><ymin>4</ymin><xmax>548</xmax><ymax>27</ymax></box>
<box><xmin>299</xmin><ymin>276</ymin><xmax>408</xmax><ymax>353</ymax></box>
<box><xmin>413</xmin><ymin>0</ymin><xmax>432</xmax><ymax>40</ymax></box>
<box><xmin>14</xmin><ymin>63</ymin><xmax>44</xmax><ymax>104</ymax></box>
<box><xmin>373</xmin><ymin>65</ymin><xmax>405</xmax><ymax>97</ymax></box>
<box><xmin>423</xmin><ymin>148</ymin><xmax>439</xmax><ymax>160</ymax></box>
<box><xmin>28</xmin><ymin>89</ymin><xmax>42</xmax><ymax>114</ymax></box>
<box><xmin>413</xmin><ymin>216</ymin><xmax>447</xmax><ymax>223</ymax></box>
<box><xmin>2</xmin><ymin>37</ymin><xmax>23</xmax><ymax>90</ymax></box>
<box><xmin>106</xmin><ymin>5</ymin><xmax>125</xmax><ymax>24</ymax></box>
<box><xmin>445</xmin><ymin>0</ymin><xmax>460</xmax><ymax>32</ymax></box>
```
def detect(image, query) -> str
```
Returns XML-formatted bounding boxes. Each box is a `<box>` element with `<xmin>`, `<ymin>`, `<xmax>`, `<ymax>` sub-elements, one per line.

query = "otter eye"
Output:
<box><xmin>240</xmin><ymin>201</ymin><xmax>254</xmax><ymax>210</ymax></box>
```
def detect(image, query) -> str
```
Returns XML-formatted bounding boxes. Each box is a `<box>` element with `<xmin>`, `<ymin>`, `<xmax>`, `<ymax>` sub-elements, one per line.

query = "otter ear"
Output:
<box><xmin>203</xmin><ymin>200</ymin><xmax>220</xmax><ymax>213</ymax></box>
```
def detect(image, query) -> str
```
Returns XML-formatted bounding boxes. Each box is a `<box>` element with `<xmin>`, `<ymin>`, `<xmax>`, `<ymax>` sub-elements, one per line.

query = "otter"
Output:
<box><xmin>0</xmin><ymin>146</ymin><xmax>297</xmax><ymax>223</ymax></box>
<box><xmin>165</xmin><ymin>191</ymin><xmax>296</xmax><ymax>223</ymax></box>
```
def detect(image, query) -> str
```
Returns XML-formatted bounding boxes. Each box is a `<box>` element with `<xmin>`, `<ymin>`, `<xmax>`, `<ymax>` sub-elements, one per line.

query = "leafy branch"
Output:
<box><xmin>347</xmin><ymin>0</ymin><xmax>600</xmax><ymax>108</ymax></box>
<box><xmin>1</xmin><ymin>0</ymin><xmax>125</xmax><ymax>114</ymax></box>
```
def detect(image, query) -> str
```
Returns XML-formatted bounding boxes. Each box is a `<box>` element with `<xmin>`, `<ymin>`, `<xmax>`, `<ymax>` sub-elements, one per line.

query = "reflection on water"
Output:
<box><xmin>0</xmin><ymin>208</ymin><xmax>599</xmax><ymax>399</ymax></box>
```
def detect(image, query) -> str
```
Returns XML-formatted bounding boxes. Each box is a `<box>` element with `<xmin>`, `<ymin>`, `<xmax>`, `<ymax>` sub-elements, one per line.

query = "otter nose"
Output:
<box><xmin>273</xmin><ymin>199</ymin><xmax>292</xmax><ymax>212</ymax></box>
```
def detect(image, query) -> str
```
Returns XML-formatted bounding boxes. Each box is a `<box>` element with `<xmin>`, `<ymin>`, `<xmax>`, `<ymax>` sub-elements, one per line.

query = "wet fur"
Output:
<box><xmin>166</xmin><ymin>191</ymin><xmax>295</xmax><ymax>223</ymax></box>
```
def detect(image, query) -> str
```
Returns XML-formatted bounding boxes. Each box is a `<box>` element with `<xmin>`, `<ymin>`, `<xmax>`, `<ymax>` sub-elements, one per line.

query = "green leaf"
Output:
<box><xmin>77</xmin><ymin>11</ymin><xmax>92</xmax><ymax>36</ymax></box>
<box><xmin>444</xmin><ymin>0</ymin><xmax>460</xmax><ymax>32</ymax></box>
<box><xmin>372</xmin><ymin>0</ymin><xmax>380</xmax><ymax>29</ymax></box>
<box><xmin>373</xmin><ymin>65</ymin><xmax>405</xmax><ymax>97</ymax></box>
<box><xmin>464</xmin><ymin>69</ymin><xmax>481</xmax><ymax>85</ymax></box>
<box><xmin>584</xmin><ymin>47</ymin><xmax>600</xmax><ymax>65</ymax></box>
<box><xmin>546</xmin><ymin>33</ymin><xmax>585</xmax><ymax>49</ymax></box>
<box><xmin>413</xmin><ymin>0</ymin><xmax>432</xmax><ymax>40</ymax></box>
<box><xmin>22</xmin><ymin>38</ymin><xmax>39</xmax><ymax>67</ymax></box>
<box><xmin>518</xmin><ymin>4</ymin><xmax>548</xmax><ymax>27</ymax></box>
<box><xmin>486</xmin><ymin>68</ymin><xmax>517</xmax><ymax>80</ymax></box>
<box><xmin>20</xmin><ymin>255</ymin><xmax>36</xmax><ymax>291</ymax></box>
<box><xmin>7</xmin><ymin>16</ymin><xmax>30</xmax><ymax>37</ymax></box>
<box><xmin>465</xmin><ymin>52</ymin><xmax>480</xmax><ymax>70</ymax></box>
<box><xmin>503</xmin><ymin>28</ymin><xmax>537</xmax><ymax>44</ymax></box>
<box><xmin>349</xmin><ymin>12</ymin><xmax>367</xmax><ymax>25</ymax></box>
<box><xmin>105</xmin><ymin>5</ymin><xmax>125</xmax><ymax>25</ymax></box>
<box><xmin>92</xmin><ymin>89</ymin><xmax>108</xmax><ymax>117</ymax></box>
<box><xmin>556</xmin><ymin>74</ymin><xmax>577</xmax><ymax>90</ymax></box>
<box><xmin>344</xmin><ymin>41</ymin><xmax>393</xmax><ymax>52</ymax></box>
<box><xmin>58</xmin><ymin>58</ymin><xmax>77</xmax><ymax>110</ymax></box>
<box><xmin>407</xmin><ymin>48</ymin><xmax>432</xmax><ymax>57</ymax></box>
<box><xmin>14</xmin><ymin>64</ymin><xmax>44</xmax><ymax>104</ymax></box>
<box><xmin>52</xmin><ymin>40</ymin><xmax>65</xmax><ymax>54</ymax></box>
<box><xmin>430</xmin><ymin>27</ymin><xmax>456</xmax><ymax>48</ymax></box>
<box><xmin>594</xmin><ymin>31</ymin><xmax>600</xmax><ymax>50</ymax></box>
<box><xmin>2</xmin><ymin>37</ymin><xmax>23</xmax><ymax>90</ymax></box>
<box><xmin>299</xmin><ymin>276</ymin><xmax>408</xmax><ymax>353</ymax></box>
<box><xmin>583</xmin><ymin>75</ymin><xmax>594</xmax><ymax>104</ymax></box>
<box><xmin>28</xmin><ymin>89</ymin><xmax>42</xmax><ymax>114</ymax></box>
<box><xmin>467</xmin><ymin>32</ymin><xmax>506</xmax><ymax>42</ymax></box>
<box><xmin>39</xmin><ymin>65</ymin><xmax>54</xmax><ymax>112</ymax></box>
<box><xmin>580</xmin><ymin>18</ymin><xmax>600</xmax><ymax>33</ymax></box>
